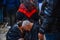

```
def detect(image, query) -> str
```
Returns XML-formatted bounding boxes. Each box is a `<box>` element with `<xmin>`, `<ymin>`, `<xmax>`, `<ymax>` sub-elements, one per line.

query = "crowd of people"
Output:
<box><xmin>0</xmin><ymin>0</ymin><xmax>60</xmax><ymax>40</ymax></box>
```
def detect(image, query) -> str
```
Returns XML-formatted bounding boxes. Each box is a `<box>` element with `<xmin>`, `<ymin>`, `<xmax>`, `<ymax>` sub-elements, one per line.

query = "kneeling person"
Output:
<box><xmin>22</xmin><ymin>20</ymin><xmax>40</xmax><ymax>40</ymax></box>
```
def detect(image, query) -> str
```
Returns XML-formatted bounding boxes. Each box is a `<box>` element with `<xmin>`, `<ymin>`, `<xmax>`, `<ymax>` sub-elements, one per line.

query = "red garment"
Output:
<box><xmin>18</xmin><ymin>4</ymin><xmax>37</xmax><ymax>18</ymax></box>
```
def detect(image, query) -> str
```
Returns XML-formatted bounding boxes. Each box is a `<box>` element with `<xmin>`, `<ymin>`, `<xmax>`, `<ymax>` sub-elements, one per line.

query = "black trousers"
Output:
<box><xmin>6</xmin><ymin>9</ymin><xmax>17</xmax><ymax>26</ymax></box>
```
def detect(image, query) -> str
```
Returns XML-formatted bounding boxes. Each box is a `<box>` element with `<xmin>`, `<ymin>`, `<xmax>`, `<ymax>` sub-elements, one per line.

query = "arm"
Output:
<box><xmin>39</xmin><ymin>0</ymin><xmax>54</xmax><ymax>34</ymax></box>
<box><xmin>37</xmin><ymin>24</ymin><xmax>44</xmax><ymax>40</ymax></box>
<box><xmin>6</xmin><ymin>27</ymin><xmax>23</xmax><ymax>40</ymax></box>
<box><xmin>6</xmin><ymin>31</ymin><xmax>19</xmax><ymax>40</ymax></box>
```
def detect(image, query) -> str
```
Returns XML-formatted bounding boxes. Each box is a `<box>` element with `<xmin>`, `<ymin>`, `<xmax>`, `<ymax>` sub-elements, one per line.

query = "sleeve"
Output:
<box><xmin>39</xmin><ymin>17</ymin><xmax>48</xmax><ymax>34</ymax></box>
<box><xmin>39</xmin><ymin>16</ymin><xmax>55</xmax><ymax>34</ymax></box>
<box><xmin>6</xmin><ymin>28</ymin><xmax>21</xmax><ymax>40</ymax></box>
<box><xmin>40</xmin><ymin>0</ymin><xmax>47</xmax><ymax>16</ymax></box>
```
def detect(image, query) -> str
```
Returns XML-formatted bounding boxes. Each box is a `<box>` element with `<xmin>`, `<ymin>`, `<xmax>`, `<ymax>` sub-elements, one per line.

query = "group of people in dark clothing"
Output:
<box><xmin>1</xmin><ymin>0</ymin><xmax>60</xmax><ymax>40</ymax></box>
<box><xmin>6</xmin><ymin>0</ymin><xmax>41</xmax><ymax>40</ymax></box>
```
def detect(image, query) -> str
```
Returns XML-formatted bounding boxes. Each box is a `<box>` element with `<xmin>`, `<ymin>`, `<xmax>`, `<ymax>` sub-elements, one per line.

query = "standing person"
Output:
<box><xmin>39</xmin><ymin>0</ymin><xmax>60</xmax><ymax>40</ymax></box>
<box><xmin>3</xmin><ymin>0</ymin><xmax>20</xmax><ymax>26</ymax></box>
<box><xmin>17</xmin><ymin>0</ymin><xmax>39</xmax><ymax>24</ymax></box>
<box><xmin>16</xmin><ymin>0</ymin><xmax>44</xmax><ymax>40</ymax></box>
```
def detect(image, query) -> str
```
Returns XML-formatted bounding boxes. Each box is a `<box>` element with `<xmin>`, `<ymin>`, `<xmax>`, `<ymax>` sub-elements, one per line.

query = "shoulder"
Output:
<box><xmin>12</xmin><ymin>24</ymin><xmax>19</xmax><ymax>31</ymax></box>
<box><xmin>8</xmin><ymin>24</ymin><xmax>18</xmax><ymax>33</ymax></box>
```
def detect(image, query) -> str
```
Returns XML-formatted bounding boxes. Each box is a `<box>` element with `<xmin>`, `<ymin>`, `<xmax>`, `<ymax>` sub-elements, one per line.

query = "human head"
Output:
<box><xmin>22</xmin><ymin>20</ymin><xmax>33</xmax><ymax>31</ymax></box>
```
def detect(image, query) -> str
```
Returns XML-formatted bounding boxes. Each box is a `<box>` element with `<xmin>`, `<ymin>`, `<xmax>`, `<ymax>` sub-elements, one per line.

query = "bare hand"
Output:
<box><xmin>38</xmin><ymin>33</ymin><xmax>44</xmax><ymax>40</ymax></box>
<box><xmin>18</xmin><ymin>38</ymin><xmax>24</xmax><ymax>40</ymax></box>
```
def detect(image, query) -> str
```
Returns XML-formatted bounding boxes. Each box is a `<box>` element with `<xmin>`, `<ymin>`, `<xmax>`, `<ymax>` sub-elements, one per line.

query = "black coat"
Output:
<box><xmin>6</xmin><ymin>24</ymin><xmax>24</xmax><ymax>40</ymax></box>
<box><xmin>40</xmin><ymin>0</ymin><xmax>60</xmax><ymax>34</ymax></box>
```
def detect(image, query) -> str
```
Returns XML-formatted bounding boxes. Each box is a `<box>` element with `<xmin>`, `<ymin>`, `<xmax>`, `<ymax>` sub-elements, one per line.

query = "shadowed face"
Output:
<box><xmin>23</xmin><ymin>23</ymin><xmax>33</xmax><ymax>31</ymax></box>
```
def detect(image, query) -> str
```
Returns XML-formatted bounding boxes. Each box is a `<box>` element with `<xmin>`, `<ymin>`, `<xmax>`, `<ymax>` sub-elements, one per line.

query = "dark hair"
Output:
<box><xmin>18</xmin><ymin>21</ymin><xmax>22</xmax><ymax>27</ymax></box>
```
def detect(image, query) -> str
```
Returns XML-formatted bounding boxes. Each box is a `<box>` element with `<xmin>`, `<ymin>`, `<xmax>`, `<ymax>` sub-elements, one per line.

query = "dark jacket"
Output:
<box><xmin>17</xmin><ymin>4</ymin><xmax>39</xmax><ymax>22</ymax></box>
<box><xmin>24</xmin><ymin>23</ymin><xmax>40</xmax><ymax>40</ymax></box>
<box><xmin>6</xmin><ymin>24</ymin><xmax>24</xmax><ymax>40</ymax></box>
<box><xmin>40</xmin><ymin>0</ymin><xmax>60</xmax><ymax>34</ymax></box>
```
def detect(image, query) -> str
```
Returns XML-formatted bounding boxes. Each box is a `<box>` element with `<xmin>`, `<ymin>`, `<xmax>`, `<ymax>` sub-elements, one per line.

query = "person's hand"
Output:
<box><xmin>18</xmin><ymin>38</ymin><xmax>24</xmax><ymax>40</ymax></box>
<box><xmin>38</xmin><ymin>33</ymin><xmax>44</xmax><ymax>40</ymax></box>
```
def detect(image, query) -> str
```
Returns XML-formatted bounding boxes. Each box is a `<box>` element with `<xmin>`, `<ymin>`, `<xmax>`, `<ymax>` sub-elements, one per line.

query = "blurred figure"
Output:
<box><xmin>39</xmin><ymin>0</ymin><xmax>60</xmax><ymax>40</ymax></box>
<box><xmin>17</xmin><ymin>0</ymin><xmax>39</xmax><ymax>23</ymax></box>
<box><xmin>6</xmin><ymin>20</ymin><xmax>40</xmax><ymax>40</ymax></box>
<box><xmin>3</xmin><ymin>0</ymin><xmax>20</xmax><ymax>26</ymax></box>
<box><xmin>16</xmin><ymin>0</ymin><xmax>43</xmax><ymax>40</ymax></box>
